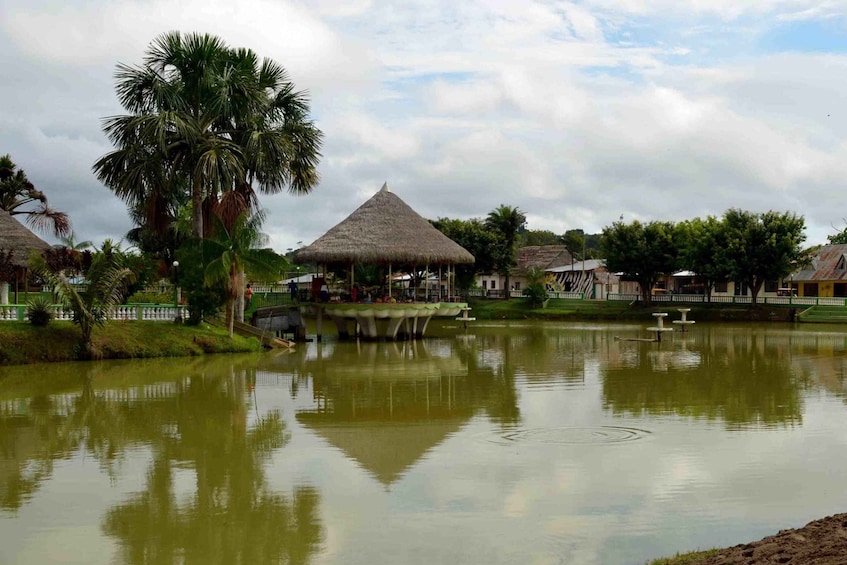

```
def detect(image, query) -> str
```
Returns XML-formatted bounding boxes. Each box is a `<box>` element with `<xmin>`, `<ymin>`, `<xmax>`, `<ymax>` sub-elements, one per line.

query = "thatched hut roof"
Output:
<box><xmin>295</xmin><ymin>183</ymin><xmax>474</xmax><ymax>265</ymax></box>
<box><xmin>0</xmin><ymin>209</ymin><xmax>51</xmax><ymax>267</ymax></box>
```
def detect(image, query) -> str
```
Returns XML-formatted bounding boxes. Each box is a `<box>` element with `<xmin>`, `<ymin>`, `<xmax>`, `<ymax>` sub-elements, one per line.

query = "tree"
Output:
<box><xmin>676</xmin><ymin>216</ymin><xmax>732</xmax><ymax>300</ymax></box>
<box><xmin>0</xmin><ymin>154</ymin><xmax>70</xmax><ymax>237</ymax></box>
<box><xmin>721</xmin><ymin>209</ymin><xmax>805</xmax><ymax>304</ymax></box>
<box><xmin>38</xmin><ymin>253</ymin><xmax>134</xmax><ymax>359</ymax></box>
<box><xmin>562</xmin><ymin>229</ymin><xmax>585</xmax><ymax>262</ymax></box>
<box><xmin>431</xmin><ymin>217</ymin><xmax>497</xmax><ymax>291</ymax></box>
<box><xmin>202</xmin><ymin>210</ymin><xmax>278</xmax><ymax>337</ymax></box>
<box><xmin>93</xmin><ymin>31</ymin><xmax>323</xmax><ymax>239</ymax></box>
<box><xmin>520</xmin><ymin>229</ymin><xmax>560</xmax><ymax>247</ymax></box>
<box><xmin>485</xmin><ymin>205</ymin><xmax>526</xmax><ymax>299</ymax></box>
<box><xmin>600</xmin><ymin>219</ymin><xmax>679</xmax><ymax>305</ymax></box>
<box><xmin>523</xmin><ymin>266</ymin><xmax>548</xmax><ymax>308</ymax></box>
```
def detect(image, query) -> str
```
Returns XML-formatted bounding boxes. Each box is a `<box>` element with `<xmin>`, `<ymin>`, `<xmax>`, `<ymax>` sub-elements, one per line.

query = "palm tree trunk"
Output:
<box><xmin>192</xmin><ymin>173</ymin><xmax>203</xmax><ymax>238</ymax></box>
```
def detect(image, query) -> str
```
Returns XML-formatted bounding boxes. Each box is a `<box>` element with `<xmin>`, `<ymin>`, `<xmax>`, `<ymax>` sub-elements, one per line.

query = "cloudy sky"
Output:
<box><xmin>2</xmin><ymin>0</ymin><xmax>847</xmax><ymax>252</ymax></box>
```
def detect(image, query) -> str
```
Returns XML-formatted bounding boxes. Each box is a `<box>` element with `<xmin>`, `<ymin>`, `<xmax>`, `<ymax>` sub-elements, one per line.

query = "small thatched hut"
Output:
<box><xmin>0</xmin><ymin>209</ymin><xmax>52</xmax><ymax>303</ymax></box>
<box><xmin>295</xmin><ymin>183</ymin><xmax>474</xmax><ymax>299</ymax></box>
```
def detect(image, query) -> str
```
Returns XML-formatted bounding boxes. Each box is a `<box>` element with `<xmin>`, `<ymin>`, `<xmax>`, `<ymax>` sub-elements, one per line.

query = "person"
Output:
<box><xmin>320</xmin><ymin>282</ymin><xmax>329</xmax><ymax>302</ymax></box>
<box><xmin>351</xmin><ymin>284</ymin><xmax>358</xmax><ymax>302</ymax></box>
<box><xmin>245</xmin><ymin>283</ymin><xmax>254</xmax><ymax>310</ymax></box>
<box><xmin>288</xmin><ymin>280</ymin><xmax>298</xmax><ymax>302</ymax></box>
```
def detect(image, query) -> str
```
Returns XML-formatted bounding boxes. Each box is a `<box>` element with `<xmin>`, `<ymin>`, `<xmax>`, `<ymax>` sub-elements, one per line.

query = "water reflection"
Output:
<box><xmin>601</xmin><ymin>328</ymin><xmax>809</xmax><ymax>428</ymax></box>
<box><xmin>292</xmin><ymin>340</ymin><xmax>520</xmax><ymax>484</ymax></box>
<box><xmin>0</xmin><ymin>357</ymin><xmax>323</xmax><ymax>564</ymax></box>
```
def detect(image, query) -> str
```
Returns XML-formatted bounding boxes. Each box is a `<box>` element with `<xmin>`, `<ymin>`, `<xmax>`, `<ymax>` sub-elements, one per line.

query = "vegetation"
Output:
<box><xmin>93</xmin><ymin>31</ymin><xmax>323</xmax><ymax>241</ymax></box>
<box><xmin>41</xmin><ymin>256</ymin><xmax>135</xmax><ymax>359</ymax></box>
<box><xmin>0</xmin><ymin>153</ymin><xmax>70</xmax><ymax>237</ymax></box>
<box><xmin>522</xmin><ymin>266</ymin><xmax>548</xmax><ymax>308</ymax></box>
<box><xmin>721</xmin><ymin>209</ymin><xmax>806</xmax><ymax>304</ymax></box>
<box><xmin>601</xmin><ymin>219</ymin><xmax>679</xmax><ymax>305</ymax></box>
<box><xmin>24</xmin><ymin>296</ymin><xmax>53</xmax><ymax>327</ymax></box>
<box><xmin>0</xmin><ymin>321</ymin><xmax>261</xmax><ymax>365</ymax></box>
<box><xmin>430</xmin><ymin>217</ymin><xmax>498</xmax><ymax>290</ymax></box>
<box><xmin>646</xmin><ymin>549</ymin><xmax>720</xmax><ymax>564</ymax></box>
<box><xmin>485</xmin><ymin>205</ymin><xmax>526</xmax><ymax>299</ymax></box>
<box><xmin>202</xmin><ymin>210</ymin><xmax>279</xmax><ymax>336</ymax></box>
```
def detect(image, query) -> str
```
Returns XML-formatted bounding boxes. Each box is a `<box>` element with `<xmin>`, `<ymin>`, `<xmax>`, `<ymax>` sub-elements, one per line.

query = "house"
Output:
<box><xmin>476</xmin><ymin>245</ymin><xmax>572</xmax><ymax>295</ymax></box>
<box><xmin>548</xmin><ymin>259</ymin><xmax>621</xmax><ymax>299</ymax></box>
<box><xmin>789</xmin><ymin>244</ymin><xmax>847</xmax><ymax>297</ymax></box>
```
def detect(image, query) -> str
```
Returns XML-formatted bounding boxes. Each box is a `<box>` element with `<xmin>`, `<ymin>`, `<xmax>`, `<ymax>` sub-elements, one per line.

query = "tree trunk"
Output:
<box><xmin>750</xmin><ymin>278</ymin><xmax>764</xmax><ymax>305</ymax></box>
<box><xmin>504</xmin><ymin>272</ymin><xmax>511</xmax><ymax>300</ymax></box>
<box><xmin>192</xmin><ymin>174</ymin><xmax>203</xmax><ymax>238</ymax></box>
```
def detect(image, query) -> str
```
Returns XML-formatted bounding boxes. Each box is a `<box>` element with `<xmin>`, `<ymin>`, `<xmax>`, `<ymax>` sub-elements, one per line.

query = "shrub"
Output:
<box><xmin>26</xmin><ymin>296</ymin><xmax>54</xmax><ymax>327</ymax></box>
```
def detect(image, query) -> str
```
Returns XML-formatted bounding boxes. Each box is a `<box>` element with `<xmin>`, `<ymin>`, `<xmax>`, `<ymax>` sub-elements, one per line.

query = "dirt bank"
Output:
<box><xmin>690</xmin><ymin>513</ymin><xmax>847</xmax><ymax>564</ymax></box>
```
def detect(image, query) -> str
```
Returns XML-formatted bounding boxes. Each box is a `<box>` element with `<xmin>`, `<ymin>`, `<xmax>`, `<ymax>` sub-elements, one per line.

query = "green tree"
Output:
<box><xmin>562</xmin><ymin>229</ymin><xmax>585</xmax><ymax>262</ymax></box>
<box><xmin>721</xmin><ymin>209</ymin><xmax>805</xmax><ymax>304</ymax></box>
<box><xmin>93</xmin><ymin>31</ymin><xmax>322</xmax><ymax>239</ymax></box>
<box><xmin>0</xmin><ymin>154</ymin><xmax>71</xmax><ymax>237</ymax></box>
<box><xmin>523</xmin><ymin>266</ymin><xmax>549</xmax><ymax>308</ymax></box>
<box><xmin>600</xmin><ymin>219</ymin><xmax>679</xmax><ymax>305</ymax></box>
<box><xmin>676</xmin><ymin>216</ymin><xmax>732</xmax><ymax>300</ymax></box>
<box><xmin>38</xmin><ymin>253</ymin><xmax>135</xmax><ymax>359</ymax></box>
<box><xmin>520</xmin><ymin>229</ymin><xmax>560</xmax><ymax>247</ymax></box>
<box><xmin>431</xmin><ymin>217</ymin><xmax>496</xmax><ymax>291</ymax></box>
<box><xmin>202</xmin><ymin>210</ymin><xmax>278</xmax><ymax>336</ymax></box>
<box><xmin>485</xmin><ymin>205</ymin><xmax>526</xmax><ymax>299</ymax></box>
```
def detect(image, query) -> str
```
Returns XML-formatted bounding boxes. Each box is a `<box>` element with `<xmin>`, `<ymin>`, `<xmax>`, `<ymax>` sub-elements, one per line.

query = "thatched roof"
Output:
<box><xmin>295</xmin><ymin>183</ymin><xmax>474</xmax><ymax>265</ymax></box>
<box><xmin>0</xmin><ymin>209</ymin><xmax>51</xmax><ymax>267</ymax></box>
<box><xmin>515</xmin><ymin>245</ymin><xmax>572</xmax><ymax>273</ymax></box>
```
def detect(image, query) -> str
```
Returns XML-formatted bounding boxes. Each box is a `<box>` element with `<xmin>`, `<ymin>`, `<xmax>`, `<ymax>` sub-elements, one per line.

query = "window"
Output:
<box><xmin>734</xmin><ymin>281</ymin><xmax>748</xmax><ymax>296</ymax></box>
<box><xmin>482</xmin><ymin>280</ymin><xmax>487</xmax><ymax>290</ymax></box>
<box><xmin>714</xmin><ymin>280</ymin><xmax>728</xmax><ymax>293</ymax></box>
<box><xmin>491</xmin><ymin>280</ymin><xmax>496</xmax><ymax>289</ymax></box>
<box><xmin>835</xmin><ymin>283</ymin><xmax>847</xmax><ymax>297</ymax></box>
<box><xmin>513</xmin><ymin>282</ymin><xmax>521</xmax><ymax>290</ymax></box>
<box><xmin>765</xmin><ymin>280</ymin><xmax>779</xmax><ymax>293</ymax></box>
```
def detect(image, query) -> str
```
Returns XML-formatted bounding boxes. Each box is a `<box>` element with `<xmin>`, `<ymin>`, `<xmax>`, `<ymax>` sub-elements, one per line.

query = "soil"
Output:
<box><xmin>690</xmin><ymin>513</ymin><xmax>847</xmax><ymax>564</ymax></box>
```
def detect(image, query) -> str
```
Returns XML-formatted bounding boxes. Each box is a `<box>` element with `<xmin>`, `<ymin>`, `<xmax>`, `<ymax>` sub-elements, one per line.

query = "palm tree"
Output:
<box><xmin>59</xmin><ymin>232</ymin><xmax>93</xmax><ymax>251</ymax></box>
<box><xmin>93</xmin><ymin>32</ymin><xmax>323</xmax><ymax>240</ymax></box>
<box><xmin>41</xmin><ymin>253</ymin><xmax>134</xmax><ymax>359</ymax></box>
<box><xmin>0</xmin><ymin>154</ymin><xmax>71</xmax><ymax>237</ymax></box>
<box><xmin>485</xmin><ymin>205</ymin><xmax>526</xmax><ymax>299</ymax></box>
<box><xmin>202</xmin><ymin>210</ymin><xmax>278</xmax><ymax>337</ymax></box>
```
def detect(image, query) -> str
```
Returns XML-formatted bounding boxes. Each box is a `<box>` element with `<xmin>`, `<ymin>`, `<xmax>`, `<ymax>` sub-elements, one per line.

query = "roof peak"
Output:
<box><xmin>380</xmin><ymin>182</ymin><xmax>391</xmax><ymax>193</ymax></box>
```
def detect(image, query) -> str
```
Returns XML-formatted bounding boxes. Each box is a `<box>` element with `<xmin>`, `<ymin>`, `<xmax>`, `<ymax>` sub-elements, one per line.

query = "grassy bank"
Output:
<box><xmin>646</xmin><ymin>549</ymin><xmax>720</xmax><ymax>564</ymax></box>
<box><xmin>0</xmin><ymin>320</ymin><xmax>263</xmax><ymax>366</ymax></box>
<box><xmin>467</xmin><ymin>298</ymin><xmax>799</xmax><ymax>323</ymax></box>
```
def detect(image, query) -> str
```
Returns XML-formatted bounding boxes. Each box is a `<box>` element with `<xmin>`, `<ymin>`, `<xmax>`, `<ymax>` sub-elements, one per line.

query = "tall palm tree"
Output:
<box><xmin>93</xmin><ymin>32</ymin><xmax>323</xmax><ymax>240</ymax></box>
<box><xmin>202</xmin><ymin>210</ymin><xmax>278</xmax><ymax>337</ymax></box>
<box><xmin>485</xmin><ymin>205</ymin><xmax>526</xmax><ymax>299</ymax></box>
<box><xmin>0</xmin><ymin>154</ymin><xmax>71</xmax><ymax>237</ymax></box>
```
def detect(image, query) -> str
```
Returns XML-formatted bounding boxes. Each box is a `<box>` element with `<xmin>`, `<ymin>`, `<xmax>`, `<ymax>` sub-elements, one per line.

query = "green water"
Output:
<box><xmin>2</xmin><ymin>320</ymin><xmax>847</xmax><ymax>564</ymax></box>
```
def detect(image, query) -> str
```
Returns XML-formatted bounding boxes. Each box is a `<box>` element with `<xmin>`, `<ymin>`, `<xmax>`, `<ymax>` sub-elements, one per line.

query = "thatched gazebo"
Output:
<box><xmin>295</xmin><ymin>182</ymin><xmax>474</xmax><ymax>300</ymax></box>
<box><xmin>0</xmin><ymin>209</ymin><xmax>51</xmax><ymax>304</ymax></box>
<box><xmin>293</xmin><ymin>183</ymin><xmax>474</xmax><ymax>340</ymax></box>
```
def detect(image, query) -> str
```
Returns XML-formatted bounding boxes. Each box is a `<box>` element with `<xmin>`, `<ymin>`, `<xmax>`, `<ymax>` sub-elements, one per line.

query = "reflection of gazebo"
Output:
<box><xmin>296</xmin><ymin>342</ymin><xmax>472</xmax><ymax>485</ymax></box>
<box><xmin>0</xmin><ymin>209</ymin><xmax>51</xmax><ymax>304</ymax></box>
<box><xmin>294</xmin><ymin>183</ymin><xmax>475</xmax><ymax>340</ymax></box>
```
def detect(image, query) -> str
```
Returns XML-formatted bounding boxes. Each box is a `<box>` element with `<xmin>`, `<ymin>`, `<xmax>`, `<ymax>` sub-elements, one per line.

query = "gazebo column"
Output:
<box><xmin>388</xmin><ymin>262</ymin><xmax>392</xmax><ymax>299</ymax></box>
<box><xmin>0</xmin><ymin>282</ymin><xmax>8</xmax><ymax>305</ymax></box>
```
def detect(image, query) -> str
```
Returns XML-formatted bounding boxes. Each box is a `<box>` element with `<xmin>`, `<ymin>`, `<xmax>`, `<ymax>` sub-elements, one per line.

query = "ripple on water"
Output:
<box><xmin>486</xmin><ymin>426</ymin><xmax>651</xmax><ymax>446</ymax></box>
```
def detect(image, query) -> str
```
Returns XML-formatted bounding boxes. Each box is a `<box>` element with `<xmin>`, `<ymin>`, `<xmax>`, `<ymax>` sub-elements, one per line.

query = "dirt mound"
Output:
<box><xmin>694</xmin><ymin>513</ymin><xmax>847</xmax><ymax>564</ymax></box>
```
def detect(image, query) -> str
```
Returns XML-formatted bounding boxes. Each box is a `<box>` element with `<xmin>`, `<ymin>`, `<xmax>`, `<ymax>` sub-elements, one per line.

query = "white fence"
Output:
<box><xmin>606</xmin><ymin>293</ymin><xmax>846</xmax><ymax>307</ymax></box>
<box><xmin>0</xmin><ymin>304</ymin><xmax>188</xmax><ymax>322</ymax></box>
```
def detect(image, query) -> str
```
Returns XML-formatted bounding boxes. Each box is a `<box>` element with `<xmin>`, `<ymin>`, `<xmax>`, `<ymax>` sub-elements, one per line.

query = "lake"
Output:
<box><xmin>2</xmin><ymin>320</ymin><xmax>847</xmax><ymax>564</ymax></box>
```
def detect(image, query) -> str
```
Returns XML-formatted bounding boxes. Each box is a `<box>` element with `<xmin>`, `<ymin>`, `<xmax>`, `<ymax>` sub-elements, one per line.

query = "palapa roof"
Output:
<box><xmin>295</xmin><ymin>183</ymin><xmax>474</xmax><ymax>265</ymax></box>
<box><xmin>0</xmin><ymin>209</ymin><xmax>51</xmax><ymax>267</ymax></box>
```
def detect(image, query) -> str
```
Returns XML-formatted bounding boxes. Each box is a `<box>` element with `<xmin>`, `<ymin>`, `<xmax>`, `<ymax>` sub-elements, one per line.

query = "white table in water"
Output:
<box><xmin>672</xmin><ymin>308</ymin><xmax>696</xmax><ymax>332</ymax></box>
<box><xmin>646</xmin><ymin>312</ymin><xmax>675</xmax><ymax>341</ymax></box>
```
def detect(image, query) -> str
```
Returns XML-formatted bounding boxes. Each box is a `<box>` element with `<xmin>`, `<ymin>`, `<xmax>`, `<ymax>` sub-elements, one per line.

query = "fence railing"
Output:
<box><xmin>606</xmin><ymin>293</ymin><xmax>845</xmax><ymax>307</ymax></box>
<box><xmin>0</xmin><ymin>303</ymin><xmax>188</xmax><ymax>322</ymax></box>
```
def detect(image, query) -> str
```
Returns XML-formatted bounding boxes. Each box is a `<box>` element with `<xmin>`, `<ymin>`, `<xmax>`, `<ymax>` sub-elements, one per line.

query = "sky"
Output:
<box><xmin>3</xmin><ymin>0</ymin><xmax>847</xmax><ymax>253</ymax></box>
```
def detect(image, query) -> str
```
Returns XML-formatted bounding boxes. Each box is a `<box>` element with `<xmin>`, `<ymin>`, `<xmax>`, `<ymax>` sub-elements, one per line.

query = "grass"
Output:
<box><xmin>466</xmin><ymin>297</ymin><xmax>798</xmax><ymax>323</ymax></box>
<box><xmin>647</xmin><ymin>548</ymin><xmax>721</xmax><ymax>564</ymax></box>
<box><xmin>0</xmin><ymin>319</ymin><xmax>264</xmax><ymax>365</ymax></box>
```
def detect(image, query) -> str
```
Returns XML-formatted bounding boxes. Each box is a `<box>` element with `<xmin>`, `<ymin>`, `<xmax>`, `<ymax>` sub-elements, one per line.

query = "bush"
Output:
<box><xmin>26</xmin><ymin>296</ymin><xmax>54</xmax><ymax>327</ymax></box>
<box><xmin>126</xmin><ymin>290</ymin><xmax>172</xmax><ymax>304</ymax></box>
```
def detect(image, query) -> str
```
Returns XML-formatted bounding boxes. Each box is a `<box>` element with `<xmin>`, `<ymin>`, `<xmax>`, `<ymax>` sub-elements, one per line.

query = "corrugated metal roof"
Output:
<box><xmin>793</xmin><ymin>244</ymin><xmax>847</xmax><ymax>281</ymax></box>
